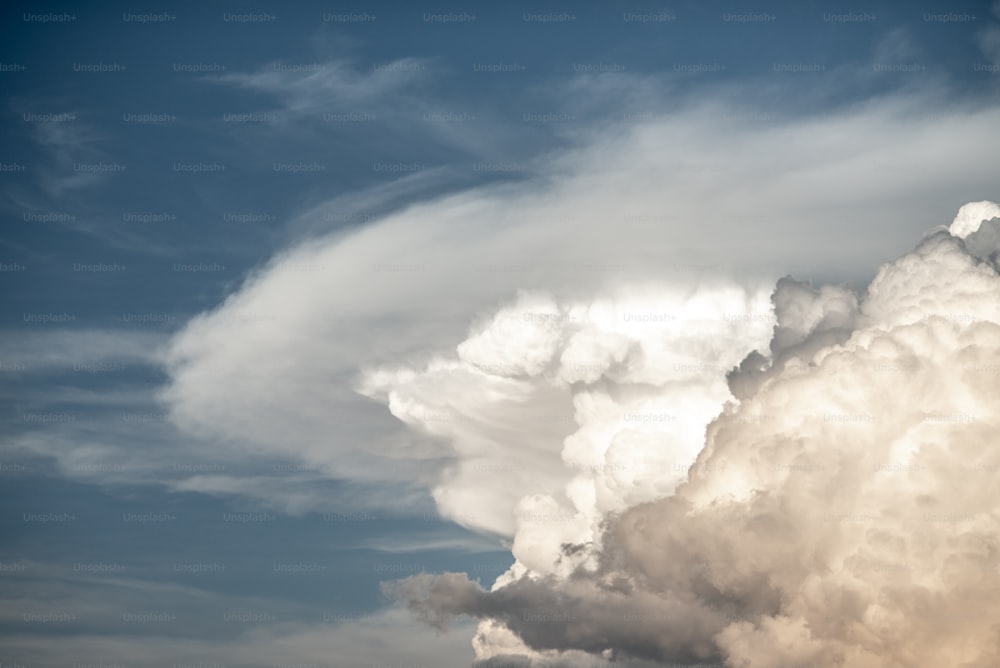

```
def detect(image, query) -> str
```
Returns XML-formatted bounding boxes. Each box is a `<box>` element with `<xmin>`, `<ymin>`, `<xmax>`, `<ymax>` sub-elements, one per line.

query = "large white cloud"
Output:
<box><xmin>161</xmin><ymin>91</ymin><xmax>1000</xmax><ymax>516</ymax></box>
<box><xmin>158</xmin><ymin>79</ymin><xmax>1000</xmax><ymax>664</ymax></box>
<box><xmin>359</xmin><ymin>284</ymin><xmax>775</xmax><ymax>549</ymax></box>
<box><xmin>391</xmin><ymin>206</ymin><xmax>1000</xmax><ymax>667</ymax></box>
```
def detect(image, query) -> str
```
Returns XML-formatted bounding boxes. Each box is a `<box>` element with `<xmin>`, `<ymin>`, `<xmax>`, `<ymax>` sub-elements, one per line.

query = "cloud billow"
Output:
<box><xmin>387</xmin><ymin>202</ymin><xmax>1000</xmax><ymax>667</ymax></box>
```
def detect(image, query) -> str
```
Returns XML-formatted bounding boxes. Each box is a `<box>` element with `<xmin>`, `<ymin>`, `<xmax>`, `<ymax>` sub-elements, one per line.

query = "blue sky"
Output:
<box><xmin>2</xmin><ymin>1</ymin><xmax>999</xmax><ymax>666</ymax></box>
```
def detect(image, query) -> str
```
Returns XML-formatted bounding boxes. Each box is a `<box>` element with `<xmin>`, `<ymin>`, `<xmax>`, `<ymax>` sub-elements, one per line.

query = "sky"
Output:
<box><xmin>1</xmin><ymin>1</ymin><xmax>999</xmax><ymax>667</ymax></box>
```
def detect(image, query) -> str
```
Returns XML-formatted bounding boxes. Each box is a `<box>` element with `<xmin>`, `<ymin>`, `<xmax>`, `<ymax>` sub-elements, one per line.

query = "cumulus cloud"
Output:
<box><xmin>388</xmin><ymin>204</ymin><xmax>1000</xmax><ymax>667</ymax></box>
<box><xmin>950</xmin><ymin>200</ymin><xmax>1000</xmax><ymax>239</ymax></box>
<box><xmin>359</xmin><ymin>284</ymin><xmax>774</xmax><ymax>550</ymax></box>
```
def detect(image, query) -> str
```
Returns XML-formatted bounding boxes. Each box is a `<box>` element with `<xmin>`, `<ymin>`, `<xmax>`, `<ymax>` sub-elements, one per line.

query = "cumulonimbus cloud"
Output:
<box><xmin>159</xmin><ymin>91</ymin><xmax>1000</xmax><ymax>516</ymax></box>
<box><xmin>157</xmin><ymin>83</ymin><xmax>1000</xmax><ymax>661</ymax></box>
<box><xmin>386</xmin><ymin>202</ymin><xmax>1000</xmax><ymax>667</ymax></box>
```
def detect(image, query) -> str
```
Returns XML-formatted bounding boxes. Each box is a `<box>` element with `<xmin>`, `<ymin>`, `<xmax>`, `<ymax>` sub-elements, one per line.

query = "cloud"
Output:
<box><xmin>209</xmin><ymin>58</ymin><xmax>430</xmax><ymax>113</ymax></box>
<box><xmin>358</xmin><ymin>284</ymin><xmax>774</xmax><ymax>550</ymax></box>
<box><xmin>158</xmin><ymin>79</ymin><xmax>1000</xmax><ymax>663</ymax></box>
<box><xmin>389</xmin><ymin>205</ymin><xmax>1000</xmax><ymax>667</ymax></box>
<box><xmin>161</xmin><ymin>87</ymin><xmax>1000</xmax><ymax>519</ymax></box>
<box><xmin>352</xmin><ymin>527</ymin><xmax>511</xmax><ymax>555</ymax></box>
<box><xmin>19</xmin><ymin>112</ymin><xmax>109</xmax><ymax>197</ymax></box>
<box><xmin>950</xmin><ymin>200</ymin><xmax>1000</xmax><ymax>239</ymax></box>
<box><xmin>0</xmin><ymin>564</ymin><xmax>478</xmax><ymax>668</ymax></box>
<box><xmin>0</xmin><ymin>328</ymin><xmax>166</xmax><ymax>370</ymax></box>
<box><xmin>204</xmin><ymin>57</ymin><xmax>540</xmax><ymax>169</ymax></box>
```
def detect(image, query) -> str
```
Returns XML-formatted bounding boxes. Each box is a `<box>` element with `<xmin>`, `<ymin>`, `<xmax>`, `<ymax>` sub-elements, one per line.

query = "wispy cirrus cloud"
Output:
<box><xmin>203</xmin><ymin>57</ymin><xmax>541</xmax><ymax>166</ymax></box>
<box><xmin>209</xmin><ymin>57</ymin><xmax>430</xmax><ymax>111</ymax></box>
<box><xmin>0</xmin><ymin>563</ymin><xmax>479</xmax><ymax>667</ymax></box>
<box><xmin>16</xmin><ymin>110</ymin><xmax>110</xmax><ymax>197</ymax></box>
